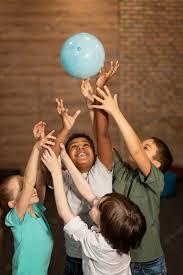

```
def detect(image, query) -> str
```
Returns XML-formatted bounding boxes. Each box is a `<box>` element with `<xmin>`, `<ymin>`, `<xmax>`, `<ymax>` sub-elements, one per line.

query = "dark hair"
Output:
<box><xmin>151</xmin><ymin>137</ymin><xmax>173</xmax><ymax>173</ymax></box>
<box><xmin>65</xmin><ymin>133</ymin><xmax>95</xmax><ymax>154</ymax></box>
<box><xmin>99</xmin><ymin>192</ymin><xmax>146</xmax><ymax>255</ymax></box>
<box><xmin>0</xmin><ymin>176</ymin><xmax>17</xmax><ymax>229</ymax></box>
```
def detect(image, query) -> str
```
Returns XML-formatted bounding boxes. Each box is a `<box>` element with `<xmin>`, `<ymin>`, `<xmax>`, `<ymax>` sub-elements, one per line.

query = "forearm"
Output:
<box><xmin>95</xmin><ymin>109</ymin><xmax>112</xmax><ymax>171</ymax></box>
<box><xmin>52</xmin><ymin>128</ymin><xmax>70</xmax><ymax>157</ymax></box>
<box><xmin>62</xmin><ymin>154</ymin><xmax>96</xmax><ymax>203</ymax></box>
<box><xmin>35</xmin><ymin>160</ymin><xmax>46</xmax><ymax>203</ymax></box>
<box><xmin>112</xmin><ymin>109</ymin><xmax>143</xmax><ymax>157</ymax></box>
<box><xmin>24</xmin><ymin>145</ymin><xmax>40</xmax><ymax>187</ymax></box>
<box><xmin>51</xmin><ymin>170</ymin><xmax>74</xmax><ymax>224</ymax></box>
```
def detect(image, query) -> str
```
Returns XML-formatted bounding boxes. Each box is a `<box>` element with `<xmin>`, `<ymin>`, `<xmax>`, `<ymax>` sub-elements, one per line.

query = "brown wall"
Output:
<box><xmin>119</xmin><ymin>0</ymin><xmax>183</xmax><ymax>166</ymax></box>
<box><xmin>0</xmin><ymin>0</ymin><xmax>182</xmax><ymax>172</ymax></box>
<box><xmin>0</xmin><ymin>0</ymin><xmax>120</xmax><ymax>172</ymax></box>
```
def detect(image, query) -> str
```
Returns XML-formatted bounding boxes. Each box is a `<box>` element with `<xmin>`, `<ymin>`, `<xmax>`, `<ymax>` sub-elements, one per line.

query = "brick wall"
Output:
<box><xmin>0</xmin><ymin>0</ymin><xmax>182</xmax><ymax>172</ymax></box>
<box><xmin>119</xmin><ymin>0</ymin><xmax>183</xmax><ymax>166</ymax></box>
<box><xmin>0</xmin><ymin>0</ymin><xmax>120</xmax><ymax>172</ymax></box>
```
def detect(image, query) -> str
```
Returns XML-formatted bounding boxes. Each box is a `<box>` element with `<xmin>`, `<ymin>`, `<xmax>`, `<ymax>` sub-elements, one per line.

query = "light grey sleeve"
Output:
<box><xmin>64</xmin><ymin>216</ymin><xmax>100</xmax><ymax>260</ymax></box>
<box><xmin>89</xmin><ymin>157</ymin><xmax>113</xmax><ymax>197</ymax></box>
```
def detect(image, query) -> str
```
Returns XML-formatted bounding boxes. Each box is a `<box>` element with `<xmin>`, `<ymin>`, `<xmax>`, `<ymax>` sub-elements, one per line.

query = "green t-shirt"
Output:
<box><xmin>5</xmin><ymin>203</ymin><xmax>53</xmax><ymax>275</ymax></box>
<box><xmin>113</xmin><ymin>149</ymin><xmax>164</xmax><ymax>262</ymax></box>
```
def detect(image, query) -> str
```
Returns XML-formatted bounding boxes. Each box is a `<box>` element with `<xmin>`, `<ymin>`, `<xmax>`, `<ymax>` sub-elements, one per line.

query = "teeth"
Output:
<box><xmin>79</xmin><ymin>152</ymin><xmax>86</xmax><ymax>157</ymax></box>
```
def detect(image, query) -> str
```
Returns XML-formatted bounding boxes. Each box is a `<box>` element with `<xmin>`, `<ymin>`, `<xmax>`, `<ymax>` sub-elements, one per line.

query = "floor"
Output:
<box><xmin>0</xmin><ymin>181</ymin><xmax>183</xmax><ymax>275</ymax></box>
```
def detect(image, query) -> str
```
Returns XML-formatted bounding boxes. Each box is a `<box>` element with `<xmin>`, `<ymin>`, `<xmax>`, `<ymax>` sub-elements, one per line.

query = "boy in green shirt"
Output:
<box><xmin>91</xmin><ymin>85</ymin><xmax>173</xmax><ymax>275</ymax></box>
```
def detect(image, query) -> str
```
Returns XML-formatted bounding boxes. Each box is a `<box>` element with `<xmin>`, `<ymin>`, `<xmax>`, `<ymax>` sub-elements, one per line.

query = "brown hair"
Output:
<box><xmin>99</xmin><ymin>192</ymin><xmax>146</xmax><ymax>255</ymax></box>
<box><xmin>151</xmin><ymin>137</ymin><xmax>173</xmax><ymax>173</ymax></box>
<box><xmin>0</xmin><ymin>176</ymin><xmax>19</xmax><ymax>228</ymax></box>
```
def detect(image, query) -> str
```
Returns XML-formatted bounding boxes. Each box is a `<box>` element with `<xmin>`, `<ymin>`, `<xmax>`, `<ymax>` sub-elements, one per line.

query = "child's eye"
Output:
<box><xmin>83</xmin><ymin>143</ymin><xmax>90</xmax><ymax>147</ymax></box>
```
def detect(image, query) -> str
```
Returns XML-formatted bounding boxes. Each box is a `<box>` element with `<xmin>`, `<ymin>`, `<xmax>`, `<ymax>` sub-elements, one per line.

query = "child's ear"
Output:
<box><xmin>8</xmin><ymin>200</ymin><xmax>16</xmax><ymax>209</ymax></box>
<box><xmin>152</xmin><ymin>159</ymin><xmax>161</xmax><ymax>169</ymax></box>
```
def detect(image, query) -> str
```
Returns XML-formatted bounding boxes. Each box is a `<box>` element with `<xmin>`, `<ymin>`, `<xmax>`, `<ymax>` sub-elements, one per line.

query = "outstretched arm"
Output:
<box><xmin>41</xmin><ymin>147</ymin><xmax>74</xmax><ymax>224</ymax></box>
<box><xmin>91</xmin><ymin>86</ymin><xmax>151</xmax><ymax>176</ymax></box>
<box><xmin>33</xmin><ymin>121</ymin><xmax>48</xmax><ymax>204</ymax></box>
<box><xmin>15</xmin><ymin>130</ymin><xmax>56</xmax><ymax>220</ymax></box>
<box><xmin>81</xmin><ymin>79</ymin><xmax>96</xmax><ymax>136</ymax></box>
<box><xmin>95</xmin><ymin>61</ymin><xmax>119</xmax><ymax>171</ymax></box>
<box><xmin>52</xmin><ymin>99</ymin><xmax>81</xmax><ymax>157</ymax></box>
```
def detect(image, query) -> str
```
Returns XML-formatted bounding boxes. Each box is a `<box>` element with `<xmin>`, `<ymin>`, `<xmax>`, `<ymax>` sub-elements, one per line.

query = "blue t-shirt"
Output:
<box><xmin>5</xmin><ymin>203</ymin><xmax>53</xmax><ymax>275</ymax></box>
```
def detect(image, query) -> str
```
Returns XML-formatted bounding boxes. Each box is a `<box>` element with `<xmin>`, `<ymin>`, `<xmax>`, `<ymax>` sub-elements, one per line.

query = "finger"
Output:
<box><xmin>46</xmin><ymin>130</ymin><xmax>55</xmax><ymax>137</ymax></box>
<box><xmin>89</xmin><ymin>104</ymin><xmax>103</xmax><ymax>110</ymax></box>
<box><xmin>93</xmin><ymin>94</ymin><xmax>104</xmax><ymax>103</ymax></box>
<box><xmin>42</xmin><ymin>144</ymin><xmax>52</xmax><ymax>150</ymax></box>
<box><xmin>73</xmin><ymin>110</ymin><xmax>81</xmax><ymax>120</ymax></box>
<box><xmin>103</xmin><ymin>86</ymin><xmax>111</xmax><ymax>96</ymax></box>
<box><xmin>41</xmin><ymin>151</ymin><xmax>49</xmax><ymax>161</ymax></box>
<box><xmin>45</xmin><ymin>140</ymin><xmax>56</xmax><ymax>146</ymax></box>
<box><xmin>96</xmin><ymin>87</ymin><xmax>107</xmax><ymax>98</ymax></box>
<box><xmin>114</xmin><ymin>94</ymin><xmax>118</xmax><ymax>104</ymax></box>
<box><xmin>56</xmin><ymin>98</ymin><xmax>60</xmax><ymax>106</ymax></box>
<box><xmin>41</xmin><ymin>157</ymin><xmax>47</xmax><ymax>166</ymax></box>
<box><xmin>60</xmin><ymin>143</ymin><xmax>65</xmax><ymax>149</ymax></box>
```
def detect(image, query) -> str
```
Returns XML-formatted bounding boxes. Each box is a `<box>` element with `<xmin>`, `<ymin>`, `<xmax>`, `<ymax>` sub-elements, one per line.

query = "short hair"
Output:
<box><xmin>99</xmin><ymin>192</ymin><xmax>146</xmax><ymax>255</ymax></box>
<box><xmin>151</xmin><ymin>137</ymin><xmax>173</xmax><ymax>173</ymax></box>
<box><xmin>65</xmin><ymin>133</ymin><xmax>95</xmax><ymax>154</ymax></box>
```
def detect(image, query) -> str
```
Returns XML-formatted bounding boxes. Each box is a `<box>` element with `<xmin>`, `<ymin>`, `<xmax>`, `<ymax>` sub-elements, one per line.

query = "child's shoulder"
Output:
<box><xmin>137</xmin><ymin>163</ymin><xmax>164</xmax><ymax>193</ymax></box>
<box><xmin>33</xmin><ymin>202</ymin><xmax>46</xmax><ymax>213</ymax></box>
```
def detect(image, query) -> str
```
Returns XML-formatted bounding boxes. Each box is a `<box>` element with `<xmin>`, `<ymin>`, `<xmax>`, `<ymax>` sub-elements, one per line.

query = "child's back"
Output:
<box><xmin>64</xmin><ymin>216</ymin><xmax>131</xmax><ymax>275</ymax></box>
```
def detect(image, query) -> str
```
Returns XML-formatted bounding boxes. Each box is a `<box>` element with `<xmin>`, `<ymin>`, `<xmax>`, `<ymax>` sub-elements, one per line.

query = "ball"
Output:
<box><xmin>60</xmin><ymin>33</ymin><xmax>105</xmax><ymax>79</ymax></box>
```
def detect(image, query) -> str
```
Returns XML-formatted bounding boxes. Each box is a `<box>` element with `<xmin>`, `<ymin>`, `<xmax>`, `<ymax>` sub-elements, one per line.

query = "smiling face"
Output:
<box><xmin>8</xmin><ymin>176</ymin><xmax>39</xmax><ymax>208</ymax></box>
<box><xmin>67</xmin><ymin>137</ymin><xmax>95</xmax><ymax>172</ymax></box>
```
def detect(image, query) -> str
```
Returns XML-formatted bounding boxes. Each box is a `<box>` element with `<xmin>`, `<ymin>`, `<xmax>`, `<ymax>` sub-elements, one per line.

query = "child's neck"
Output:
<box><xmin>27</xmin><ymin>205</ymin><xmax>37</xmax><ymax>218</ymax></box>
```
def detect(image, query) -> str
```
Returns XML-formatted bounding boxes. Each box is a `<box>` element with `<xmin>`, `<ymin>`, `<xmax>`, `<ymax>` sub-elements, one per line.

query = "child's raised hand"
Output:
<box><xmin>36</xmin><ymin>130</ymin><xmax>56</xmax><ymax>151</ymax></box>
<box><xmin>56</xmin><ymin>98</ymin><xmax>81</xmax><ymax>130</ymax></box>
<box><xmin>91</xmin><ymin>86</ymin><xmax>119</xmax><ymax>116</ymax></box>
<box><xmin>41</xmin><ymin>146</ymin><xmax>61</xmax><ymax>174</ymax></box>
<box><xmin>81</xmin><ymin>79</ymin><xmax>94</xmax><ymax>106</ymax></box>
<box><xmin>96</xmin><ymin>61</ymin><xmax>119</xmax><ymax>89</ymax></box>
<box><xmin>33</xmin><ymin>121</ymin><xmax>46</xmax><ymax>140</ymax></box>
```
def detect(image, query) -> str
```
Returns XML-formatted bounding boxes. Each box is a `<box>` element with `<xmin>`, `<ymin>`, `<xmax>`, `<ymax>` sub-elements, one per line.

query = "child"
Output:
<box><xmin>49</xmin><ymin>62</ymin><xmax>118</xmax><ymax>274</ymax></box>
<box><xmin>41</xmin><ymin>144</ymin><xmax>146</xmax><ymax>275</ymax></box>
<box><xmin>0</xmin><ymin>123</ymin><xmax>55</xmax><ymax>275</ymax></box>
<box><xmin>91</xmin><ymin>86</ymin><xmax>173</xmax><ymax>275</ymax></box>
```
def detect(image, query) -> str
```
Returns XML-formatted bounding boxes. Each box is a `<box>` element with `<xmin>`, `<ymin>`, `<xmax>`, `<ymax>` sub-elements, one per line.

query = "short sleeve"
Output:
<box><xmin>89</xmin><ymin>157</ymin><xmax>113</xmax><ymax>197</ymax></box>
<box><xmin>92</xmin><ymin>157</ymin><xmax>112</xmax><ymax>178</ymax></box>
<box><xmin>113</xmin><ymin>150</ymin><xmax>133</xmax><ymax>194</ymax></box>
<box><xmin>138</xmin><ymin>164</ymin><xmax>164</xmax><ymax>193</ymax></box>
<box><xmin>33</xmin><ymin>203</ymin><xmax>46</xmax><ymax>214</ymax></box>
<box><xmin>5</xmin><ymin>208</ymin><xmax>23</xmax><ymax>227</ymax></box>
<box><xmin>64</xmin><ymin>216</ymin><xmax>100</xmax><ymax>260</ymax></box>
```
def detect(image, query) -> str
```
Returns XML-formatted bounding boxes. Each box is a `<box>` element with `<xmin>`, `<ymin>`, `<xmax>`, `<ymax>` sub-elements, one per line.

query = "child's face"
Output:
<box><xmin>67</xmin><ymin>137</ymin><xmax>95</xmax><ymax>172</ymax></box>
<box><xmin>142</xmin><ymin>138</ymin><xmax>158</xmax><ymax>162</ymax></box>
<box><xmin>8</xmin><ymin>176</ymin><xmax>39</xmax><ymax>208</ymax></box>
<box><xmin>127</xmin><ymin>138</ymin><xmax>160</xmax><ymax>168</ymax></box>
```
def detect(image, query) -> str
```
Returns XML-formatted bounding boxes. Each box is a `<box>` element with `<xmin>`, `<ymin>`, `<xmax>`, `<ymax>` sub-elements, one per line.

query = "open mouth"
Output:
<box><xmin>78</xmin><ymin>152</ymin><xmax>87</xmax><ymax>157</ymax></box>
